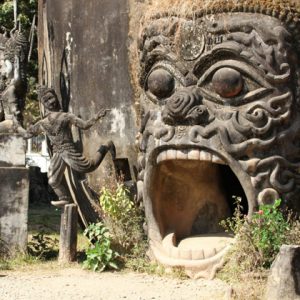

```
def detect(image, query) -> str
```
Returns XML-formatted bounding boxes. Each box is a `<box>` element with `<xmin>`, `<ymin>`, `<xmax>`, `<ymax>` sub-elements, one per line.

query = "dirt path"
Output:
<box><xmin>0</xmin><ymin>266</ymin><xmax>231</xmax><ymax>300</ymax></box>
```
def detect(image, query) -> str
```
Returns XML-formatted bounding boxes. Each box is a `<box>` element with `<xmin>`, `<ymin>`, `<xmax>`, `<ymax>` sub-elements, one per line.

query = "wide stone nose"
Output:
<box><xmin>162</xmin><ymin>87</ymin><xmax>209</xmax><ymax>126</ymax></box>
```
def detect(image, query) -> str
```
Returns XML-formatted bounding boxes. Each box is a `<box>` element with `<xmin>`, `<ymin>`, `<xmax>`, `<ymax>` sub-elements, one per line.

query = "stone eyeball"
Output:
<box><xmin>147</xmin><ymin>69</ymin><xmax>175</xmax><ymax>99</ymax></box>
<box><xmin>212</xmin><ymin>67</ymin><xmax>243</xmax><ymax>98</ymax></box>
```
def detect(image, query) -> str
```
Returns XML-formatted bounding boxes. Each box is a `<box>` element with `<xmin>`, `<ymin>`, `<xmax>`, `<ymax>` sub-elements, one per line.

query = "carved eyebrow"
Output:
<box><xmin>193</xmin><ymin>38</ymin><xmax>281</xmax><ymax>80</ymax></box>
<box><xmin>148</xmin><ymin>62</ymin><xmax>187</xmax><ymax>86</ymax></box>
<box><xmin>147</xmin><ymin>51</ymin><xmax>188</xmax><ymax>74</ymax></box>
<box><xmin>193</xmin><ymin>43</ymin><xmax>244</xmax><ymax>74</ymax></box>
<box><xmin>140</xmin><ymin>50</ymin><xmax>188</xmax><ymax>86</ymax></box>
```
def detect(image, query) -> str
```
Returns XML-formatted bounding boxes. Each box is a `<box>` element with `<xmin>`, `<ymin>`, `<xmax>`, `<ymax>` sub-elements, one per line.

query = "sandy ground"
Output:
<box><xmin>0</xmin><ymin>267</ymin><xmax>232</xmax><ymax>300</ymax></box>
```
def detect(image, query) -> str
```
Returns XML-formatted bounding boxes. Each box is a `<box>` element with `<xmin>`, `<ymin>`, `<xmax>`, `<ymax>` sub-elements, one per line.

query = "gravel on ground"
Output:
<box><xmin>0</xmin><ymin>267</ymin><xmax>231</xmax><ymax>300</ymax></box>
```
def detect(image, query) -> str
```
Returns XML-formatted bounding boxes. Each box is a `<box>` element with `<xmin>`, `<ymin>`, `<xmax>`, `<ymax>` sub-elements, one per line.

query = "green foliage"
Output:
<box><xmin>0</xmin><ymin>0</ymin><xmax>37</xmax><ymax>31</ymax></box>
<box><xmin>0</xmin><ymin>237</ymin><xmax>9</xmax><ymax>259</ymax></box>
<box><xmin>0</xmin><ymin>1</ymin><xmax>14</xmax><ymax>28</ymax></box>
<box><xmin>99</xmin><ymin>183</ymin><xmax>145</xmax><ymax>253</ymax></box>
<box><xmin>0</xmin><ymin>0</ymin><xmax>38</xmax><ymax>78</ymax></box>
<box><xmin>123</xmin><ymin>240</ymin><xmax>150</xmax><ymax>272</ymax></box>
<box><xmin>83</xmin><ymin>222</ymin><xmax>119</xmax><ymax>272</ymax></box>
<box><xmin>100</xmin><ymin>184</ymin><xmax>134</xmax><ymax>220</ymax></box>
<box><xmin>23</xmin><ymin>94</ymin><xmax>40</xmax><ymax>126</ymax></box>
<box><xmin>220</xmin><ymin>198</ymin><xmax>299</xmax><ymax>280</ymax></box>
<box><xmin>251</xmin><ymin>199</ymin><xmax>290</xmax><ymax>267</ymax></box>
<box><xmin>220</xmin><ymin>196</ymin><xmax>245</xmax><ymax>234</ymax></box>
<box><xmin>27</xmin><ymin>232</ymin><xmax>58</xmax><ymax>260</ymax></box>
<box><xmin>0</xmin><ymin>258</ymin><xmax>11</xmax><ymax>270</ymax></box>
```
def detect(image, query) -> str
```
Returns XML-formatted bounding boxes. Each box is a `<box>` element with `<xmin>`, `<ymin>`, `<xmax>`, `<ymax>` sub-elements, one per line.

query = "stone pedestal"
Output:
<box><xmin>265</xmin><ymin>245</ymin><xmax>300</xmax><ymax>300</ymax></box>
<box><xmin>0</xmin><ymin>134</ymin><xmax>29</xmax><ymax>253</ymax></box>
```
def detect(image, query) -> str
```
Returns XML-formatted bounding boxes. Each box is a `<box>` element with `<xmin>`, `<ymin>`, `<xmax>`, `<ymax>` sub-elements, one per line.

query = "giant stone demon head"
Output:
<box><xmin>136</xmin><ymin>0</ymin><xmax>300</xmax><ymax>278</ymax></box>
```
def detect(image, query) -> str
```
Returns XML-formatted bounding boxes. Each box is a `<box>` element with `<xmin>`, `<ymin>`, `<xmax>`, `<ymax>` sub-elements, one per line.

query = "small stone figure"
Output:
<box><xmin>26</xmin><ymin>87</ymin><xmax>115</xmax><ymax>207</ymax></box>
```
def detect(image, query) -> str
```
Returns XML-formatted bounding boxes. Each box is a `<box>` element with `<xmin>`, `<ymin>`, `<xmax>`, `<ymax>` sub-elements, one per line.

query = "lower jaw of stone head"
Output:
<box><xmin>149</xmin><ymin>234</ymin><xmax>235</xmax><ymax>279</ymax></box>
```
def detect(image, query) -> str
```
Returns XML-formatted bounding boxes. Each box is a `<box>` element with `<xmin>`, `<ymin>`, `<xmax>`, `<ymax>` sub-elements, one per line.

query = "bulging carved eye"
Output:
<box><xmin>212</xmin><ymin>67</ymin><xmax>243</xmax><ymax>98</ymax></box>
<box><xmin>147</xmin><ymin>69</ymin><xmax>175</xmax><ymax>99</ymax></box>
<box><xmin>197</xmin><ymin>60</ymin><xmax>273</xmax><ymax>105</ymax></box>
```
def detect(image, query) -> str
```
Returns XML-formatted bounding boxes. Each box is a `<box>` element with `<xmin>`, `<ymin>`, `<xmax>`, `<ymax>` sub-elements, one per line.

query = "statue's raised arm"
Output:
<box><xmin>69</xmin><ymin>108</ymin><xmax>111</xmax><ymax>130</ymax></box>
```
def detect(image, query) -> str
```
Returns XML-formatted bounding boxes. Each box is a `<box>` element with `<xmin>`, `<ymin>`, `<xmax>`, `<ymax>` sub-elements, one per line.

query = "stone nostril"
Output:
<box><xmin>161</xmin><ymin>88</ymin><xmax>211</xmax><ymax>126</ymax></box>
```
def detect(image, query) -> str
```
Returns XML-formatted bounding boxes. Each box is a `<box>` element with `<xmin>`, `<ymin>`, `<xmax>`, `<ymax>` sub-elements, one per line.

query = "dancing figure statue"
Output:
<box><xmin>26</xmin><ymin>87</ymin><xmax>115</xmax><ymax>206</ymax></box>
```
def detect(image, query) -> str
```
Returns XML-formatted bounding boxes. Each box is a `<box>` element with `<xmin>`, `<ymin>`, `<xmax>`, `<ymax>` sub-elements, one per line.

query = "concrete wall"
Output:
<box><xmin>38</xmin><ymin>0</ymin><xmax>137</xmax><ymax>189</ymax></box>
<box><xmin>0</xmin><ymin>135</ymin><xmax>29</xmax><ymax>253</ymax></box>
<box><xmin>0</xmin><ymin>134</ymin><xmax>27</xmax><ymax>166</ymax></box>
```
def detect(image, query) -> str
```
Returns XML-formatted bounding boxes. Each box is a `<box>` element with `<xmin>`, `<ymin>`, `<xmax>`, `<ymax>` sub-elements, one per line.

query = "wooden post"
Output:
<box><xmin>59</xmin><ymin>204</ymin><xmax>78</xmax><ymax>263</ymax></box>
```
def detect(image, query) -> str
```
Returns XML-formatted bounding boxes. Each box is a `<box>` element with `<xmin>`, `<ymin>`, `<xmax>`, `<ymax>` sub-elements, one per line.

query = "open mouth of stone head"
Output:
<box><xmin>145</xmin><ymin>145</ymin><xmax>249</xmax><ymax>277</ymax></box>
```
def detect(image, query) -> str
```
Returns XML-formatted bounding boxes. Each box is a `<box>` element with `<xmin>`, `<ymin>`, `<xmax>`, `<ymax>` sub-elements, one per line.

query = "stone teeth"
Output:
<box><xmin>157</xmin><ymin>151</ymin><xmax>167</xmax><ymax>164</ymax></box>
<box><xmin>162</xmin><ymin>233</ymin><xmax>177</xmax><ymax>257</ymax></box>
<box><xmin>170</xmin><ymin>247</ymin><xmax>180</xmax><ymax>258</ymax></box>
<box><xmin>166</xmin><ymin>149</ymin><xmax>176</xmax><ymax>160</ymax></box>
<box><xmin>203</xmin><ymin>248</ymin><xmax>217</xmax><ymax>259</ymax></box>
<box><xmin>200</xmin><ymin>150</ymin><xmax>212</xmax><ymax>161</ymax></box>
<box><xmin>187</xmin><ymin>149</ymin><xmax>200</xmax><ymax>160</ymax></box>
<box><xmin>191</xmin><ymin>249</ymin><xmax>204</xmax><ymax>260</ymax></box>
<box><xmin>179</xmin><ymin>249</ymin><xmax>192</xmax><ymax>260</ymax></box>
<box><xmin>156</xmin><ymin>149</ymin><xmax>225</xmax><ymax>164</ymax></box>
<box><xmin>215</xmin><ymin>245</ymin><xmax>226</xmax><ymax>253</ymax></box>
<box><xmin>161</xmin><ymin>233</ymin><xmax>228</xmax><ymax>260</ymax></box>
<box><xmin>162</xmin><ymin>233</ymin><xmax>176</xmax><ymax>248</ymax></box>
<box><xmin>157</xmin><ymin>152</ymin><xmax>163</xmax><ymax>164</ymax></box>
<box><xmin>212</xmin><ymin>154</ymin><xmax>225</xmax><ymax>165</ymax></box>
<box><xmin>176</xmin><ymin>149</ymin><xmax>188</xmax><ymax>160</ymax></box>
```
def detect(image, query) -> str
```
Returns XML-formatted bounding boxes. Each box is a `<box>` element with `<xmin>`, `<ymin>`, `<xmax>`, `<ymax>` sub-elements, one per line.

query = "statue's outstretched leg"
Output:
<box><xmin>87</xmin><ymin>140</ymin><xmax>116</xmax><ymax>172</ymax></box>
<box><xmin>48</xmin><ymin>155</ymin><xmax>70</xmax><ymax>207</ymax></box>
<box><xmin>48</xmin><ymin>141</ymin><xmax>116</xmax><ymax>207</ymax></box>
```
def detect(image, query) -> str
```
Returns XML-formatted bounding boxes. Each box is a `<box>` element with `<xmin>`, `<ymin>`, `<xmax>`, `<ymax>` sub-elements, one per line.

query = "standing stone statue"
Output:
<box><xmin>26</xmin><ymin>87</ymin><xmax>115</xmax><ymax>206</ymax></box>
<box><xmin>0</xmin><ymin>28</ymin><xmax>28</xmax><ymax>132</ymax></box>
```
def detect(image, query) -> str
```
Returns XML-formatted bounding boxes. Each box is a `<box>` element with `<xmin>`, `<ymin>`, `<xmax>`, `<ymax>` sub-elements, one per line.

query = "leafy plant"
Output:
<box><xmin>220</xmin><ymin>198</ymin><xmax>299</xmax><ymax>277</ymax></box>
<box><xmin>220</xmin><ymin>196</ymin><xmax>245</xmax><ymax>235</ymax></box>
<box><xmin>217</xmin><ymin>198</ymin><xmax>300</xmax><ymax>299</ymax></box>
<box><xmin>83</xmin><ymin>222</ymin><xmax>119</xmax><ymax>272</ymax></box>
<box><xmin>251</xmin><ymin>199</ymin><xmax>290</xmax><ymax>267</ymax></box>
<box><xmin>0</xmin><ymin>235</ymin><xmax>8</xmax><ymax>256</ymax></box>
<box><xmin>100</xmin><ymin>183</ymin><xmax>134</xmax><ymax>220</ymax></box>
<box><xmin>27</xmin><ymin>232</ymin><xmax>58</xmax><ymax>260</ymax></box>
<box><xmin>99</xmin><ymin>183</ymin><xmax>145</xmax><ymax>253</ymax></box>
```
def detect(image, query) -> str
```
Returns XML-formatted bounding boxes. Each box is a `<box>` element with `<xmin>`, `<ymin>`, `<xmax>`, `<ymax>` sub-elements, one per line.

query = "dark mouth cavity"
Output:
<box><xmin>150</xmin><ymin>154</ymin><xmax>248</xmax><ymax>243</ymax></box>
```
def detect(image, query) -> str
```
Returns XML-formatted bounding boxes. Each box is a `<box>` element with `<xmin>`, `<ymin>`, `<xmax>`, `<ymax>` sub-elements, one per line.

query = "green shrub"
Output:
<box><xmin>99</xmin><ymin>183</ymin><xmax>145</xmax><ymax>254</ymax></box>
<box><xmin>83</xmin><ymin>222</ymin><xmax>119</xmax><ymax>272</ymax></box>
<box><xmin>0</xmin><ymin>236</ymin><xmax>9</xmax><ymax>257</ymax></box>
<box><xmin>27</xmin><ymin>232</ymin><xmax>58</xmax><ymax>260</ymax></box>
<box><xmin>220</xmin><ymin>198</ymin><xmax>299</xmax><ymax>278</ymax></box>
<box><xmin>100</xmin><ymin>184</ymin><xmax>133</xmax><ymax>220</ymax></box>
<box><xmin>251</xmin><ymin>199</ymin><xmax>290</xmax><ymax>267</ymax></box>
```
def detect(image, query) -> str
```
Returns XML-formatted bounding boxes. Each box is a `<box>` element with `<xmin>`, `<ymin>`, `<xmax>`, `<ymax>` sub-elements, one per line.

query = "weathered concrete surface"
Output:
<box><xmin>0</xmin><ymin>167</ymin><xmax>29</xmax><ymax>252</ymax></box>
<box><xmin>265</xmin><ymin>245</ymin><xmax>300</xmax><ymax>300</ymax></box>
<box><xmin>0</xmin><ymin>134</ymin><xmax>26</xmax><ymax>166</ymax></box>
<box><xmin>0</xmin><ymin>134</ymin><xmax>29</xmax><ymax>252</ymax></box>
<box><xmin>38</xmin><ymin>0</ymin><xmax>137</xmax><ymax>189</ymax></box>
